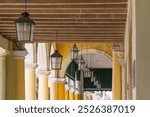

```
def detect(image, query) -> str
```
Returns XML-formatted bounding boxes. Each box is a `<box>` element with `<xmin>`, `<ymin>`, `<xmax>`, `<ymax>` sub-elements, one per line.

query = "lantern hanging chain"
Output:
<box><xmin>93</xmin><ymin>54</ymin><xmax>95</xmax><ymax>68</ymax></box>
<box><xmin>90</xmin><ymin>53</ymin><xmax>92</xmax><ymax>68</ymax></box>
<box><xmin>24</xmin><ymin>0</ymin><xmax>28</xmax><ymax>12</ymax></box>
<box><xmin>89</xmin><ymin>49</ymin><xmax>91</xmax><ymax>68</ymax></box>
<box><xmin>92</xmin><ymin>53</ymin><xmax>94</xmax><ymax>68</ymax></box>
<box><xmin>80</xmin><ymin>44</ymin><xmax>82</xmax><ymax>55</ymax></box>
<box><xmin>71</xmin><ymin>61</ymin><xmax>72</xmax><ymax>78</ymax></box>
<box><xmin>86</xmin><ymin>42</ymin><xmax>88</xmax><ymax>66</ymax></box>
<box><xmin>56</xmin><ymin>30</ymin><xmax>58</xmax><ymax>47</ymax></box>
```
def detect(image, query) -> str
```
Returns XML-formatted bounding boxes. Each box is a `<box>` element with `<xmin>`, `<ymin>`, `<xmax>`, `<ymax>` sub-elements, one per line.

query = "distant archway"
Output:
<box><xmin>58</xmin><ymin>48</ymin><xmax>112</xmax><ymax>77</ymax></box>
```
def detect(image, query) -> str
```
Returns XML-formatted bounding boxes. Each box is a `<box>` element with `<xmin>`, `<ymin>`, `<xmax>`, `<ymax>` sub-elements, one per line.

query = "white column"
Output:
<box><xmin>38</xmin><ymin>70</ymin><xmax>50</xmax><ymax>100</ymax></box>
<box><xmin>0</xmin><ymin>48</ymin><xmax>8</xmax><ymax>100</ymax></box>
<box><xmin>25</xmin><ymin>64</ymin><xmax>37</xmax><ymax>100</ymax></box>
<box><xmin>25</xmin><ymin>43</ymin><xmax>37</xmax><ymax>100</ymax></box>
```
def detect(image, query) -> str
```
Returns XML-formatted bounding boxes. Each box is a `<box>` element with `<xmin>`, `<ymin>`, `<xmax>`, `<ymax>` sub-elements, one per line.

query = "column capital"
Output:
<box><xmin>37</xmin><ymin>70</ymin><xmax>50</xmax><ymax>77</ymax></box>
<box><xmin>0</xmin><ymin>47</ymin><xmax>9</xmax><ymax>58</ymax></box>
<box><xmin>13</xmin><ymin>42</ymin><xmax>28</xmax><ymax>59</ymax></box>
<box><xmin>75</xmin><ymin>89</ymin><xmax>81</xmax><ymax>94</ymax></box>
<box><xmin>25</xmin><ymin>63</ymin><xmax>38</xmax><ymax>69</ymax></box>
<box><xmin>65</xmin><ymin>84</ymin><xmax>69</xmax><ymax>90</ymax></box>
<box><xmin>118</xmin><ymin>51</ymin><xmax>125</xmax><ymax>66</ymax></box>
<box><xmin>13</xmin><ymin>42</ymin><xmax>26</xmax><ymax>50</ymax></box>
<box><xmin>48</xmin><ymin>78</ymin><xmax>66</xmax><ymax>83</ymax></box>
<box><xmin>13</xmin><ymin>50</ymin><xmax>28</xmax><ymax>59</ymax></box>
<box><xmin>112</xmin><ymin>43</ymin><xmax>125</xmax><ymax>66</ymax></box>
<box><xmin>69</xmin><ymin>87</ymin><xmax>75</xmax><ymax>93</ymax></box>
<box><xmin>112</xmin><ymin>43</ymin><xmax>124</xmax><ymax>52</ymax></box>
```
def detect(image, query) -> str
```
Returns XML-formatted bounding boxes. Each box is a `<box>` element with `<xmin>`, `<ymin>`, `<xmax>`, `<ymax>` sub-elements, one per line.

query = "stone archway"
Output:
<box><xmin>58</xmin><ymin>48</ymin><xmax>112</xmax><ymax>78</ymax></box>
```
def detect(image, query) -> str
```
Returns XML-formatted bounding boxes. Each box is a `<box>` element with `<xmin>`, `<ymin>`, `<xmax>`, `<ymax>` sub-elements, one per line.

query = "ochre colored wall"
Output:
<box><xmin>57</xmin><ymin>43</ymin><xmax>112</xmax><ymax>61</ymax></box>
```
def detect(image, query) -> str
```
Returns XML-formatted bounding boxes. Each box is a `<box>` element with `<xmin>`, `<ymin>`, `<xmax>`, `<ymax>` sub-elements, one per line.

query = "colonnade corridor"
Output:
<box><xmin>0</xmin><ymin>42</ymin><xmax>125</xmax><ymax>100</ymax></box>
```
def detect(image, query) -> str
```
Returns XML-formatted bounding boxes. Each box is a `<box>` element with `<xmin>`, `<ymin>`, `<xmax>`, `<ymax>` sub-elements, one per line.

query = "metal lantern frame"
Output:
<box><xmin>78</xmin><ymin>55</ymin><xmax>85</xmax><ymax>70</ymax></box>
<box><xmin>50</xmin><ymin>50</ymin><xmax>63</xmax><ymax>70</ymax></box>
<box><xmin>94</xmin><ymin>80</ymin><xmax>99</xmax><ymax>86</ymax></box>
<box><xmin>84</xmin><ymin>65</ymin><xmax>92</xmax><ymax>78</ymax></box>
<box><xmin>70</xmin><ymin>44</ymin><xmax>79</xmax><ymax>60</ymax></box>
<box><xmin>15</xmin><ymin>0</ymin><xmax>35</xmax><ymax>43</ymax></box>
<box><xmin>90</xmin><ymin>67</ymin><xmax>94</xmax><ymax>77</ymax></box>
<box><xmin>96</xmin><ymin>81</ymin><xmax>101</xmax><ymax>89</ymax></box>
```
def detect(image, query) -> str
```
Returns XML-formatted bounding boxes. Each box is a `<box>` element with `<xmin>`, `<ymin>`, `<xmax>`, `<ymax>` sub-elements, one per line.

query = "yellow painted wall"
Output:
<box><xmin>57</xmin><ymin>43</ymin><xmax>112</xmax><ymax>61</ymax></box>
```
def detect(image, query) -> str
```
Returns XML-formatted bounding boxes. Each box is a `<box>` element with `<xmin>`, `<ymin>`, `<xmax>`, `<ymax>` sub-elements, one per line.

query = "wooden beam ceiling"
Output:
<box><xmin>0</xmin><ymin>0</ymin><xmax>128</xmax><ymax>43</ymax></box>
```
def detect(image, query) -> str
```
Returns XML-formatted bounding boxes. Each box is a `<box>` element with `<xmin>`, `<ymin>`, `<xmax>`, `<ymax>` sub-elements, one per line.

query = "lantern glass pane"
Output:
<box><xmin>16</xmin><ymin>22</ymin><xmax>34</xmax><ymax>42</ymax></box>
<box><xmin>84</xmin><ymin>68</ymin><xmax>91</xmax><ymax>77</ymax></box>
<box><xmin>97</xmin><ymin>84</ymin><xmax>101</xmax><ymax>89</ymax></box>
<box><xmin>94</xmin><ymin>80</ymin><xmax>98</xmax><ymax>85</ymax></box>
<box><xmin>81</xmin><ymin>63</ymin><xmax>85</xmax><ymax>70</ymax></box>
<box><xmin>71</xmin><ymin>51</ymin><xmax>78</xmax><ymax>60</ymax></box>
<box><xmin>78</xmin><ymin>56</ymin><xmax>85</xmax><ymax>70</ymax></box>
<box><xmin>78</xmin><ymin>62</ymin><xmax>85</xmax><ymax>70</ymax></box>
<box><xmin>51</xmin><ymin>57</ymin><xmax>62</xmax><ymax>70</ymax></box>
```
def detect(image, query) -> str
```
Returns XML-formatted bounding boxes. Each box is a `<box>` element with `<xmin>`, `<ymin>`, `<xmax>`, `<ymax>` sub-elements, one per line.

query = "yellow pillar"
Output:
<box><xmin>49</xmin><ymin>78</ymin><xmax>65</xmax><ymax>100</ymax></box>
<box><xmin>13</xmin><ymin>50</ymin><xmax>27</xmax><ymax>100</ymax></box>
<box><xmin>69</xmin><ymin>87</ymin><xmax>75</xmax><ymax>100</ymax></box>
<box><xmin>25</xmin><ymin>64</ymin><xmax>37</xmax><ymax>100</ymax></box>
<box><xmin>119</xmin><ymin>53</ymin><xmax>127</xmax><ymax>100</ymax></box>
<box><xmin>112</xmin><ymin>52</ymin><xmax>122</xmax><ymax>100</ymax></box>
<box><xmin>75</xmin><ymin>90</ymin><xmax>81</xmax><ymax>100</ymax></box>
<box><xmin>80</xmin><ymin>94</ymin><xmax>84</xmax><ymax>100</ymax></box>
<box><xmin>49</xmin><ymin>79</ymin><xmax>58</xmax><ymax>100</ymax></box>
<box><xmin>65</xmin><ymin>86</ymin><xmax>69</xmax><ymax>100</ymax></box>
<box><xmin>0</xmin><ymin>47</ymin><xmax>7</xmax><ymax>100</ymax></box>
<box><xmin>38</xmin><ymin>71</ymin><xmax>49</xmax><ymax>100</ymax></box>
<box><xmin>75</xmin><ymin>80</ymin><xmax>83</xmax><ymax>100</ymax></box>
<box><xmin>57</xmin><ymin>80</ymin><xmax>65</xmax><ymax>100</ymax></box>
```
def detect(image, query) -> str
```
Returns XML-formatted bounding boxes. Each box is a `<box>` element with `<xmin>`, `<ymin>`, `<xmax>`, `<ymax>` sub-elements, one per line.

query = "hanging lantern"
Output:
<box><xmin>89</xmin><ymin>67</ymin><xmax>94</xmax><ymax>82</ymax></box>
<box><xmin>90</xmin><ymin>67</ymin><xmax>94</xmax><ymax>77</ymax></box>
<box><xmin>97</xmin><ymin>81</ymin><xmax>101</xmax><ymax>89</ymax></box>
<box><xmin>70</xmin><ymin>44</ymin><xmax>79</xmax><ymax>60</ymax></box>
<box><xmin>91</xmin><ymin>76</ymin><xmax>94</xmax><ymax>82</ymax></box>
<box><xmin>93</xmin><ymin>76</ymin><xmax>96</xmax><ymax>82</ymax></box>
<box><xmin>15</xmin><ymin>10</ymin><xmax>35</xmax><ymax>43</ymax></box>
<box><xmin>94</xmin><ymin>80</ymin><xmax>99</xmax><ymax>86</ymax></box>
<box><xmin>50</xmin><ymin>50</ymin><xmax>63</xmax><ymax>70</ymax></box>
<box><xmin>78</xmin><ymin>55</ymin><xmax>85</xmax><ymax>70</ymax></box>
<box><xmin>84</xmin><ymin>65</ymin><xmax>91</xmax><ymax>77</ymax></box>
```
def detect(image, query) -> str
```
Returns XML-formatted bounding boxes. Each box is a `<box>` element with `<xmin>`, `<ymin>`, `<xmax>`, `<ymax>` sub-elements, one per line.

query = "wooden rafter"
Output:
<box><xmin>0</xmin><ymin>0</ymin><xmax>128</xmax><ymax>43</ymax></box>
